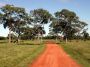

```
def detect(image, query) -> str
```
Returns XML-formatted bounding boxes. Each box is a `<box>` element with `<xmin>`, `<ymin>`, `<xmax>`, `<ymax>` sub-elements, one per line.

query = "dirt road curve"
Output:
<box><xmin>29</xmin><ymin>42</ymin><xmax>81</xmax><ymax>67</ymax></box>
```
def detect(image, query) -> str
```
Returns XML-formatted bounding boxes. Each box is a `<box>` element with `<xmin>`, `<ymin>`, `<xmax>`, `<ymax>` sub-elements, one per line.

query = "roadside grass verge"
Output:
<box><xmin>19</xmin><ymin>40</ymin><xmax>43</xmax><ymax>45</ymax></box>
<box><xmin>0</xmin><ymin>40</ymin><xmax>45</xmax><ymax>67</ymax></box>
<box><xmin>59</xmin><ymin>40</ymin><xmax>90</xmax><ymax>67</ymax></box>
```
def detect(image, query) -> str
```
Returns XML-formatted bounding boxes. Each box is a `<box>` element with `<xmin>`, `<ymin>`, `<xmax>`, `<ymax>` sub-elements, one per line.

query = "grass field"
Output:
<box><xmin>0</xmin><ymin>40</ymin><xmax>45</xmax><ymax>67</ymax></box>
<box><xmin>0</xmin><ymin>40</ymin><xmax>90</xmax><ymax>67</ymax></box>
<box><xmin>59</xmin><ymin>40</ymin><xmax>90</xmax><ymax>67</ymax></box>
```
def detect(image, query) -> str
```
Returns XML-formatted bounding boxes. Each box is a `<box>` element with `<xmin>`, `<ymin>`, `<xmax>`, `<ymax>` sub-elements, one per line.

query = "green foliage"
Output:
<box><xmin>30</xmin><ymin>9</ymin><xmax>52</xmax><ymax>40</ymax></box>
<box><xmin>0</xmin><ymin>4</ymin><xmax>32</xmax><ymax>42</ymax></box>
<box><xmin>0</xmin><ymin>5</ymin><xmax>89</xmax><ymax>41</ymax></box>
<box><xmin>0</xmin><ymin>4</ymin><xmax>28</xmax><ymax>29</ymax></box>
<box><xmin>82</xmin><ymin>30</ymin><xmax>89</xmax><ymax>40</ymax></box>
<box><xmin>30</xmin><ymin>8</ymin><xmax>52</xmax><ymax>24</ymax></box>
<box><xmin>20</xmin><ymin>27</ymin><xmax>36</xmax><ymax>40</ymax></box>
<box><xmin>43</xmin><ymin>36</ymin><xmax>57</xmax><ymax>39</ymax></box>
<box><xmin>50</xmin><ymin>9</ymin><xmax>88</xmax><ymax>40</ymax></box>
<box><xmin>0</xmin><ymin>36</ymin><xmax>6</xmax><ymax>40</ymax></box>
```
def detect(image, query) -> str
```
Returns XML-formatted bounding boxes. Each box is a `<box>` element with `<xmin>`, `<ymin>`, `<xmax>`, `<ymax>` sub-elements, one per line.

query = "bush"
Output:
<box><xmin>43</xmin><ymin>36</ymin><xmax>56</xmax><ymax>39</ymax></box>
<box><xmin>0</xmin><ymin>36</ymin><xmax>6</xmax><ymax>40</ymax></box>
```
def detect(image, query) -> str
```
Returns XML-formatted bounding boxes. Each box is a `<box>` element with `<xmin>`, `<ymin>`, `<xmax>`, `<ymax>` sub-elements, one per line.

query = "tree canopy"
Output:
<box><xmin>50</xmin><ymin>9</ymin><xmax>88</xmax><ymax>41</ymax></box>
<box><xmin>0</xmin><ymin>4</ymin><xmax>89</xmax><ymax>42</ymax></box>
<box><xmin>0</xmin><ymin>4</ymin><xmax>31</xmax><ymax>43</ymax></box>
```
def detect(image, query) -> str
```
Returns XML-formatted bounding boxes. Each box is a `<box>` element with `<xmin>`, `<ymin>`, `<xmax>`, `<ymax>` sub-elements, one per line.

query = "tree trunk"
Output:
<box><xmin>66</xmin><ymin>37</ymin><xmax>67</xmax><ymax>43</ymax></box>
<box><xmin>9</xmin><ymin>29</ymin><xmax>11</xmax><ymax>44</ymax></box>
<box><xmin>18</xmin><ymin>37</ymin><xmax>20</xmax><ymax>43</ymax></box>
<box><xmin>55</xmin><ymin>36</ymin><xmax>57</xmax><ymax>43</ymax></box>
<box><xmin>55</xmin><ymin>33</ymin><xmax>58</xmax><ymax>42</ymax></box>
<box><xmin>41</xmin><ymin>34</ymin><xmax>43</xmax><ymax>43</ymax></box>
<box><xmin>41</xmin><ymin>23</ymin><xmax>44</xmax><ymax>43</ymax></box>
<box><xmin>37</xmin><ymin>34</ymin><xmax>40</xmax><ymax>40</ymax></box>
<box><xmin>17</xmin><ymin>34</ymin><xmax>21</xmax><ymax>43</ymax></box>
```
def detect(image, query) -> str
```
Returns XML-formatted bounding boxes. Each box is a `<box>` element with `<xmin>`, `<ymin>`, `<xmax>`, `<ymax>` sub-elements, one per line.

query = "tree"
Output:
<box><xmin>49</xmin><ymin>18</ymin><xmax>62</xmax><ymax>41</ymax></box>
<box><xmin>0</xmin><ymin>4</ymin><xmax>30</xmax><ymax>43</ymax></box>
<box><xmin>30</xmin><ymin>9</ymin><xmax>52</xmax><ymax>41</ymax></box>
<box><xmin>50</xmin><ymin>9</ymin><xmax>88</xmax><ymax>42</ymax></box>
<box><xmin>12</xmin><ymin>13</ymin><xmax>31</xmax><ymax>43</ymax></box>
<box><xmin>19</xmin><ymin>26</ymin><xmax>45</xmax><ymax>40</ymax></box>
<box><xmin>20</xmin><ymin>27</ymin><xmax>36</xmax><ymax>40</ymax></box>
<box><xmin>33</xmin><ymin>25</ymin><xmax>45</xmax><ymax>41</ymax></box>
<box><xmin>82</xmin><ymin>29</ymin><xmax>89</xmax><ymax>41</ymax></box>
<box><xmin>0</xmin><ymin>36</ymin><xmax>6</xmax><ymax>40</ymax></box>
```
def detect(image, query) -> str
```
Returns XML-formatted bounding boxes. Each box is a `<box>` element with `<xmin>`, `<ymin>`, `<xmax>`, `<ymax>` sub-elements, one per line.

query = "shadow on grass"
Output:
<box><xmin>17</xmin><ymin>43</ymin><xmax>42</xmax><ymax>45</ymax></box>
<box><xmin>0</xmin><ymin>41</ymin><xmax>7</xmax><ymax>44</ymax></box>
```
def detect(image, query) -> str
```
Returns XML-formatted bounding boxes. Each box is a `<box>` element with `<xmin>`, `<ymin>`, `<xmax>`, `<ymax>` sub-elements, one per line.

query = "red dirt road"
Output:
<box><xmin>29</xmin><ymin>42</ymin><xmax>81</xmax><ymax>67</ymax></box>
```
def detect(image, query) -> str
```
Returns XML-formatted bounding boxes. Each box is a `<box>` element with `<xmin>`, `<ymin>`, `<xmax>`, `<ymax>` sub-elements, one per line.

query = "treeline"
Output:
<box><xmin>0</xmin><ymin>4</ymin><xmax>89</xmax><ymax>43</ymax></box>
<box><xmin>0</xmin><ymin>36</ymin><xmax>6</xmax><ymax>40</ymax></box>
<box><xmin>43</xmin><ymin>35</ymin><xmax>90</xmax><ymax>40</ymax></box>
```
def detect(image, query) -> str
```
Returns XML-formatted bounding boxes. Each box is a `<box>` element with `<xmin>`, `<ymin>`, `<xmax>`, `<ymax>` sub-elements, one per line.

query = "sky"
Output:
<box><xmin>0</xmin><ymin>0</ymin><xmax>90</xmax><ymax>37</ymax></box>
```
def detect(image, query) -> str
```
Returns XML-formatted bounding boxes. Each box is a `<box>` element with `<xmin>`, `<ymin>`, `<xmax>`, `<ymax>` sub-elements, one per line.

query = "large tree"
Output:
<box><xmin>30</xmin><ymin>9</ymin><xmax>52</xmax><ymax>41</ymax></box>
<box><xmin>0</xmin><ymin>4</ymin><xmax>30</xmax><ymax>43</ymax></box>
<box><xmin>50</xmin><ymin>9</ymin><xmax>87</xmax><ymax>42</ymax></box>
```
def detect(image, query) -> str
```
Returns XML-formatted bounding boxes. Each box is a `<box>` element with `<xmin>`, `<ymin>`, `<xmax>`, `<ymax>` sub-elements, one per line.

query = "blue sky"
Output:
<box><xmin>0</xmin><ymin>0</ymin><xmax>90</xmax><ymax>37</ymax></box>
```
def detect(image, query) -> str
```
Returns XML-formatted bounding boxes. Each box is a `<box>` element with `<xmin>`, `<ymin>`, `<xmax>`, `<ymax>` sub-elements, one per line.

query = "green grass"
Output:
<box><xmin>59</xmin><ymin>40</ymin><xmax>90</xmax><ymax>67</ymax></box>
<box><xmin>0</xmin><ymin>40</ymin><xmax>45</xmax><ymax>67</ymax></box>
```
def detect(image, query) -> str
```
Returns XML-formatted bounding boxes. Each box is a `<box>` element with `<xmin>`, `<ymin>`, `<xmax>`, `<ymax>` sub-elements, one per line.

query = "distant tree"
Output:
<box><xmin>20</xmin><ymin>27</ymin><xmax>36</xmax><ymax>40</ymax></box>
<box><xmin>33</xmin><ymin>25</ymin><xmax>45</xmax><ymax>41</ymax></box>
<box><xmin>82</xmin><ymin>30</ymin><xmax>89</xmax><ymax>41</ymax></box>
<box><xmin>0</xmin><ymin>36</ymin><xmax>6</xmax><ymax>40</ymax></box>
<box><xmin>19</xmin><ymin>26</ymin><xmax>45</xmax><ymax>40</ymax></box>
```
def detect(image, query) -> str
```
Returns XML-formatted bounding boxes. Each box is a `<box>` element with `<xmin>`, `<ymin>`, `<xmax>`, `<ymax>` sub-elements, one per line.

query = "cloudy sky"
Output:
<box><xmin>0</xmin><ymin>0</ymin><xmax>90</xmax><ymax>36</ymax></box>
